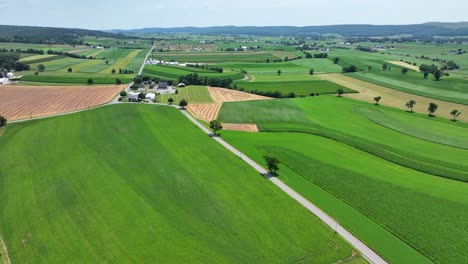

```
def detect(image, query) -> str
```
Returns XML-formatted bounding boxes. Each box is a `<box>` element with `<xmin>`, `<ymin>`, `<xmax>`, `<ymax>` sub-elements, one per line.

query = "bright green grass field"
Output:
<box><xmin>143</xmin><ymin>65</ymin><xmax>244</xmax><ymax>81</ymax></box>
<box><xmin>153</xmin><ymin>52</ymin><xmax>280</xmax><ymax>63</ymax></box>
<box><xmin>234</xmin><ymin>80</ymin><xmax>354</xmax><ymax>96</ymax></box>
<box><xmin>217</xmin><ymin>61</ymin><xmax>308</xmax><ymax>74</ymax></box>
<box><xmin>217</xmin><ymin>96</ymin><xmax>468</xmax><ymax>263</ymax></box>
<box><xmin>159</xmin><ymin>86</ymin><xmax>214</xmax><ymax>104</ymax></box>
<box><xmin>0</xmin><ymin>104</ymin><xmax>355</xmax><ymax>263</ymax></box>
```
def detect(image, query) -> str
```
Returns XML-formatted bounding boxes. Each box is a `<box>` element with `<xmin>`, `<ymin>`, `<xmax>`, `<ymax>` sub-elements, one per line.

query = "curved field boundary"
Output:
<box><xmin>186</xmin><ymin>103</ymin><xmax>221</xmax><ymax>122</ymax></box>
<box><xmin>209</xmin><ymin>87</ymin><xmax>272</xmax><ymax>103</ymax></box>
<box><xmin>260</xmin><ymin>123</ymin><xmax>468</xmax><ymax>182</ymax></box>
<box><xmin>355</xmin><ymin>106</ymin><xmax>468</xmax><ymax>150</ymax></box>
<box><xmin>318</xmin><ymin>73</ymin><xmax>468</xmax><ymax>122</ymax></box>
<box><xmin>0</xmin><ymin>85</ymin><xmax>124</xmax><ymax>121</ymax></box>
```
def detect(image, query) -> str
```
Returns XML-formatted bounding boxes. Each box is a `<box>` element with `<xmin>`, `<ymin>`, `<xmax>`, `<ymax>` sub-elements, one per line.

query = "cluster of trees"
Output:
<box><xmin>0</xmin><ymin>115</ymin><xmax>7</xmax><ymax>127</ymax></box>
<box><xmin>441</xmin><ymin>61</ymin><xmax>460</xmax><ymax>71</ymax></box>
<box><xmin>419</xmin><ymin>64</ymin><xmax>445</xmax><ymax>80</ymax></box>
<box><xmin>186</xmin><ymin>64</ymin><xmax>223</xmax><ymax>73</ymax></box>
<box><xmin>178</xmin><ymin>73</ymin><xmax>233</xmax><ymax>88</ymax></box>
<box><xmin>0</xmin><ymin>52</ymin><xmax>30</xmax><ymax>71</ymax></box>
<box><xmin>342</xmin><ymin>65</ymin><xmax>357</xmax><ymax>73</ymax></box>
<box><xmin>356</xmin><ymin>46</ymin><xmax>374</xmax><ymax>52</ymax></box>
<box><xmin>303</xmin><ymin>52</ymin><xmax>328</xmax><ymax>58</ymax></box>
<box><xmin>0</xmin><ymin>48</ymin><xmax>44</xmax><ymax>54</ymax></box>
<box><xmin>118</xmin><ymin>69</ymin><xmax>135</xmax><ymax>74</ymax></box>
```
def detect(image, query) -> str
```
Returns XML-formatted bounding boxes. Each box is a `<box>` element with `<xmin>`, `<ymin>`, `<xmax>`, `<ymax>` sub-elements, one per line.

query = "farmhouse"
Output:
<box><xmin>157</xmin><ymin>82</ymin><xmax>168</xmax><ymax>90</ymax></box>
<box><xmin>128</xmin><ymin>92</ymin><xmax>140</xmax><ymax>101</ymax></box>
<box><xmin>0</xmin><ymin>78</ymin><xmax>9</xmax><ymax>85</ymax></box>
<box><xmin>145</xmin><ymin>93</ymin><xmax>156</xmax><ymax>100</ymax></box>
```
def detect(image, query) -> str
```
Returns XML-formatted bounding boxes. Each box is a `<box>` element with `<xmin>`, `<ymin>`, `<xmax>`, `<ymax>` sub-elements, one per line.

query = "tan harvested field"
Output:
<box><xmin>222</xmin><ymin>123</ymin><xmax>259</xmax><ymax>132</ymax></box>
<box><xmin>318</xmin><ymin>73</ymin><xmax>468</xmax><ymax>122</ymax></box>
<box><xmin>387</xmin><ymin>61</ymin><xmax>420</xmax><ymax>71</ymax></box>
<box><xmin>186</xmin><ymin>103</ymin><xmax>222</xmax><ymax>122</ymax></box>
<box><xmin>0</xmin><ymin>85</ymin><xmax>124</xmax><ymax>121</ymax></box>
<box><xmin>187</xmin><ymin>87</ymin><xmax>271</xmax><ymax>122</ymax></box>
<box><xmin>209</xmin><ymin>87</ymin><xmax>271</xmax><ymax>103</ymax></box>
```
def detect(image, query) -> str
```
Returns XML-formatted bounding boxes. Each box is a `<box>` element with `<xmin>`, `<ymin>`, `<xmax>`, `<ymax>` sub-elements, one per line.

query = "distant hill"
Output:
<box><xmin>108</xmin><ymin>22</ymin><xmax>468</xmax><ymax>38</ymax></box>
<box><xmin>0</xmin><ymin>25</ymin><xmax>126</xmax><ymax>45</ymax></box>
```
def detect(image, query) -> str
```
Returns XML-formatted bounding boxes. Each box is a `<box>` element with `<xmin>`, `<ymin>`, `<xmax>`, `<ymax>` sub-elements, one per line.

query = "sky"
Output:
<box><xmin>0</xmin><ymin>0</ymin><xmax>467</xmax><ymax>30</ymax></box>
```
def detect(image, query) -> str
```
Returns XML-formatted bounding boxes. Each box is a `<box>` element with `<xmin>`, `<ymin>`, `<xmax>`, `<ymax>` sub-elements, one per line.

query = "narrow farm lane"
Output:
<box><xmin>177</xmin><ymin>108</ymin><xmax>388</xmax><ymax>264</ymax></box>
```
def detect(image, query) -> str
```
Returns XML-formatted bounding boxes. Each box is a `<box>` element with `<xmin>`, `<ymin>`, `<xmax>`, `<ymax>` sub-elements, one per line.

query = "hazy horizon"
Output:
<box><xmin>0</xmin><ymin>0</ymin><xmax>467</xmax><ymax>30</ymax></box>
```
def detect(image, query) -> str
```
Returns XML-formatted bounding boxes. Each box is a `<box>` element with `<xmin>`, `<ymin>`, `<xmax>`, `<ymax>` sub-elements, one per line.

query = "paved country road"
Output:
<box><xmin>177</xmin><ymin>107</ymin><xmax>388</xmax><ymax>264</ymax></box>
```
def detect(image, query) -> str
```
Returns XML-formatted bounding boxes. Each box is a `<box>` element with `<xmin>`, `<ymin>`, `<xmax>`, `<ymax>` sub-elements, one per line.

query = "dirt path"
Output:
<box><xmin>386</xmin><ymin>61</ymin><xmax>420</xmax><ymax>72</ymax></box>
<box><xmin>318</xmin><ymin>73</ymin><xmax>468</xmax><ymax>122</ymax></box>
<box><xmin>0</xmin><ymin>235</ymin><xmax>11</xmax><ymax>264</ymax></box>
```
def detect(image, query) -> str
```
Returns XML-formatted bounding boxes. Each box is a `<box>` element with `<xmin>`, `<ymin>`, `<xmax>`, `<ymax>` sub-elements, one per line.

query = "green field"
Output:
<box><xmin>153</xmin><ymin>51</ymin><xmax>280</xmax><ymax>63</ymax></box>
<box><xmin>0</xmin><ymin>104</ymin><xmax>356</xmax><ymax>263</ymax></box>
<box><xmin>217</xmin><ymin>61</ymin><xmax>308</xmax><ymax>74</ymax></box>
<box><xmin>15</xmin><ymin>47</ymin><xmax>148</xmax><ymax>84</ymax></box>
<box><xmin>217</xmin><ymin>96</ymin><xmax>468</xmax><ymax>263</ymax></box>
<box><xmin>159</xmin><ymin>85</ymin><xmax>214</xmax><ymax>104</ymax></box>
<box><xmin>234</xmin><ymin>80</ymin><xmax>354</xmax><ymax>96</ymax></box>
<box><xmin>143</xmin><ymin>65</ymin><xmax>244</xmax><ymax>80</ymax></box>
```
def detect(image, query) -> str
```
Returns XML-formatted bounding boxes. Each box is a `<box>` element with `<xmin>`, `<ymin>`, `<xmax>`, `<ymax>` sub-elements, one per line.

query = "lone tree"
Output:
<box><xmin>87</xmin><ymin>78</ymin><xmax>94</xmax><ymax>85</ymax></box>
<box><xmin>0</xmin><ymin>115</ymin><xmax>7</xmax><ymax>127</ymax></box>
<box><xmin>428</xmin><ymin>103</ymin><xmax>438</xmax><ymax>116</ymax></box>
<box><xmin>277</xmin><ymin>70</ymin><xmax>282</xmax><ymax>76</ymax></box>
<box><xmin>433</xmin><ymin>70</ymin><xmax>442</xmax><ymax>81</ymax></box>
<box><xmin>120</xmin><ymin>90</ymin><xmax>127</xmax><ymax>97</ymax></box>
<box><xmin>168</xmin><ymin>98</ymin><xmax>174</xmax><ymax>104</ymax></box>
<box><xmin>115</xmin><ymin>78</ymin><xmax>122</xmax><ymax>85</ymax></box>
<box><xmin>111</xmin><ymin>69</ymin><xmax>116</xmax><ymax>74</ymax></box>
<box><xmin>37</xmin><ymin>64</ymin><xmax>45</xmax><ymax>71</ymax></box>
<box><xmin>263</xmin><ymin>155</ymin><xmax>280</xmax><ymax>175</ymax></box>
<box><xmin>405</xmin><ymin>100</ymin><xmax>416</xmax><ymax>112</ymax></box>
<box><xmin>67</xmin><ymin>67</ymin><xmax>73</xmax><ymax>73</ymax></box>
<box><xmin>374</xmin><ymin>96</ymin><xmax>382</xmax><ymax>105</ymax></box>
<box><xmin>333</xmin><ymin>57</ymin><xmax>340</xmax><ymax>64</ymax></box>
<box><xmin>209</xmin><ymin>120</ymin><xmax>223</xmax><ymax>136</ymax></box>
<box><xmin>337</xmin><ymin>88</ymin><xmax>344</xmax><ymax>97</ymax></box>
<box><xmin>309</xmin><ymin>68</ymin><xmax>314</xmax><ymax>75</ymax></box>
<box><xmin>106</xmin><ymin>60</ymin><xmax>109</xmax><ymax>65</ymax></box>
<box><xmin>450</xmin><ymin>109</ymin><xmax>461</xmax><ymax>121</ymax></box>
<box><xmin>401</xmin><ymin>68</ymin><xmax>408</xmax><ymax>74</ymax></box>
<box><xmin>179</xmin><ymin>99</ymin><xmax>188</xmax><ymax>108</ymax></box>
<box><xmin>423</xmin><ymin>72</ymin><xmax>429</xmax><ymax>79</ymax></box>
<box><xmin>382</xmin><ymin>64</ymin><xmax>388</xmax><ymax>71</ymax></box>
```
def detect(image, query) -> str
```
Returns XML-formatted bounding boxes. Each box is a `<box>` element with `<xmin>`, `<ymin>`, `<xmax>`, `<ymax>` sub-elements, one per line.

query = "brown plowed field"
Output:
<box><xmin>318</xmin><ymin>73</ymin><xmax>468</xmax><ymax>122</ymax></box>
<box><xmin>209</xmin><ymin>87</ymin><xmax>271</xmax><ymax>103</ymax></box>
<box><xmin>0</xmin><ymin>85</ymin><xmax>124</xmax><ymax>121</ymax></box>
<box><xmin>186</xmin><ymin>103</ymin><xmax>222</xmax><ymax>122</ymax></box>
<box><xmin>222</xmin><ymin>123</ymin><xmax>259</xmax><ymax>132</ymax></box>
